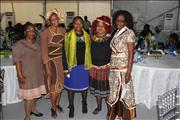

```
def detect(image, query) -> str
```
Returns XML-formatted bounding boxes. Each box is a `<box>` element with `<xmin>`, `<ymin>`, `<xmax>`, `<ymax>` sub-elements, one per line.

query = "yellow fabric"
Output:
<box><xmin>65</xmin><ymin>29</ymin><xmax>92</xmax><ymax>70</ymax></box>
<box><xmin>145</xmin><ymin>32</ymin><xmax>152</xmax><ymax>45</ymax></box>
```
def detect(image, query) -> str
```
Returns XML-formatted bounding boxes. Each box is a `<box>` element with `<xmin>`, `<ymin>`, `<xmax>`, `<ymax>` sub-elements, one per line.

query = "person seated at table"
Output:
<box><xmin>12</xmin><ymin>23</ymin><xmax>46</xmax><ymax>120</ymax></box>
<box><xmin>136</xmin><ymin>24</ymin><xmax>153</xmax><ymax>49</ymax></box>
<box><xmin>165</xmin><ymin>33</ymin><xmax>179</xmax><ymax>52</ymax></box>
<box><xmin>154</xmin><ymin>26</ymin><xmax>165</xmax><ymax>50</ymax></box>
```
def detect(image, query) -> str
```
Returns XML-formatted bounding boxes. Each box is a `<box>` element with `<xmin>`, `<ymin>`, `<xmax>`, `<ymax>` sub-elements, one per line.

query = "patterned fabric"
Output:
<box><xmin>107</xmin><ymin>26</ymin><xmax>136</xmax><ymax>109</ymax></box>
<box><xmin>40</xmin><ymin>27</ymin><xmax>64</xmax><ymax>94</ymax></box>
<box><xmin>108</xmin><ymin>71</ymin><xmax>136</xmax><ymax>108</ymax></box>
<box><xmin>0</xmin><ymin>69</ymin><xmax>5</xmax><ymax>94</ymax></box>
<box><xmin>89</xmin><ymin>64</ymin><xmax>110</xmax><ymax>97</ymax></box>
<box><xmin>89</xmin><ymin>64</ymin><xmax>110</xmax><ymax>80</ymax></box>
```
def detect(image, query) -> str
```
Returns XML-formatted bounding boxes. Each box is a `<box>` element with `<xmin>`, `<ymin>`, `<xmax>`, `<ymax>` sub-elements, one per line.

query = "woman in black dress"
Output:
<box><xmin>89</xmin><ymin>16</ymin><xmax>112</xmax><ymax>115</ymax></box>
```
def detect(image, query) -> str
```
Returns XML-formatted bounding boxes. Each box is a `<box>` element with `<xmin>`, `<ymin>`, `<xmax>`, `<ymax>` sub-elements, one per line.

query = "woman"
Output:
<box><xmin>89</xmin><ymin>16</ymin><xmax>111</xmax><ymax>115</ymax></box>
<box><xmin>165</xmin><ymin>33</ymin><xmax>179</xmax><ymax>52</ymax></box>
<box><xmin>40</xmin><ymin>9</ymin><xmax>65</xmax><ymax>118</ymax></box>
<box><xmin>12</xmin><ymin>23</ymin><xmax>46</xmax><ymax>120</ymax></box>
<box><xmin>64</xmin><ymin>16</ymin><xmax>92</xmax><ymax>118</ymax></box>
<box><xmin>137</xmin><ymin>24</ymin><xmax>153</xmax><ymax>50</ymax></box>
<box><xmin>107</xmin><ymin>10</ymin><xmax>136</xmax><ymax>120</ymax></box>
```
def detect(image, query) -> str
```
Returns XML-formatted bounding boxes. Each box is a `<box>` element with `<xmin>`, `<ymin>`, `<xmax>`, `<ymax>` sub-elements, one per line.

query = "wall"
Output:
<box><xmin>1</xmin><ymin>0</ymin><xmax>111</xmax><ymax>30</ymax></box>
<box><xmin>79</xmin><ymin>1</ymin><xmax>111</xmax><ymax>22</ymax></box>
<box><xmin>46</xmin><ymin>1</ymin><xmax>78</xmax><ymax>25</ymax></box>
<box><xmin>113</xmin><ymin>1</ymin><xmax>179</xmax><ymax>31</ymax></box>
<box><xmin>1</xmin><ymin>1</ymin><xmax>178</xmax><ymax>32</ymax></box>
<box><xmin>1</xmin><ymin>1</ymin><xmax>43</xmax><ymax>30</ymax></box>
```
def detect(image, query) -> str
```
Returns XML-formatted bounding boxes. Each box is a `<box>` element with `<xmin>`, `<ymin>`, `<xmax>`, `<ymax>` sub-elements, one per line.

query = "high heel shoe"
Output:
<box><xmin>50</xmin><ymin>108</ymin><xmax>57</xmax><ymax>118</ymax></box>
<box><xmin>82</xmin><ymin>101</ymin><xmax>87</xmax><ymax>113</ymax></box>
<box><xmin>30</xmin><ymin>112</ymin><xmax>43</xmax><ymax>117</ymax></box>
<box><xmin>92</xmin><ymin>107</ymin><xmax>101</xmax><ymax>115</ymax></box>
<box><xmin>56</xmin><ymin>105</ymin><xmax>63</xmax><ymax>113</ymax></box>
<box><xmin>68</xmin><ymin>105</ymin><xmax>74</xmax><ymax>118</ymax></box>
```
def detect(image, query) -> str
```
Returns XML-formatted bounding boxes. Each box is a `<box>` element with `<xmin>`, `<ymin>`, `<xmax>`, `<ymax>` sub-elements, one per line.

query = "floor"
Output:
<box><xmin>2</xmin><ymin>90</ymin><xmax>158</xmax><ymax>120</ymax></box>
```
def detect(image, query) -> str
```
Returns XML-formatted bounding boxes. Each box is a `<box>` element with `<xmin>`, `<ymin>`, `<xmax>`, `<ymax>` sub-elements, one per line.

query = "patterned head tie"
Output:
<box><xmin>96</xmin><ymin>18</ymin><xmax>110</xmax><ymax>26</ymax></box>
<box><xmin>45</xmin><ymin>8</ymin><xmax>64</xmax><ymax>21</ymax></box>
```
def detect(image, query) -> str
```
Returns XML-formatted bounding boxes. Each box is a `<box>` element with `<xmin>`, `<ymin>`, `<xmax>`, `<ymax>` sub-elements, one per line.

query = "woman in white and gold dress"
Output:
<box><xmin>107</xmin><ymin>10</ymin><xmax>136</xmax><ymax>120</ymax></box>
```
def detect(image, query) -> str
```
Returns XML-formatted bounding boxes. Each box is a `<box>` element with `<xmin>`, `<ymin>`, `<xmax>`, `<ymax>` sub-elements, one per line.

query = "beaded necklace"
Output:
<box><xmin>92</xmin><ymin>34</ymin><xmax>110</xmax><ymax>43</ymax></box>
<box><xmin>49</xmin><ymin>27</ymin><xmax>60</xmax><ymax>36</ymax></box>
<box><xmin>76</xmin><ymin>33</ymin><xmax>84</xmax><ymax>42</ymax></box>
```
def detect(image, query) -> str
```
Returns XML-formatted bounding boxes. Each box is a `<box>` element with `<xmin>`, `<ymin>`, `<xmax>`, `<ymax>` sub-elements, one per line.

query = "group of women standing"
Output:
<box><xmin>12</xmin><ymin>8</ymin><xmax>136</xmax><ymax>120</ymax></box>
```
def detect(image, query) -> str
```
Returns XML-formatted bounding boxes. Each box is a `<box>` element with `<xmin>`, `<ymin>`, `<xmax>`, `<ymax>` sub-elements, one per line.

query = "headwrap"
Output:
<box><xmin>96</xmin><ymin>18</ymin><xmax>110</xmax><ymax>26</ymax></box>
<box><xmin>91</xmin><ymin>16</ymin><xmax>111</xmax><ymax>34</ymax></box>
<box><xmin>65</xmin><ymin>29</ymin><xmax>92</xmax><ymax>71</ymax></box>
<box><xmin>45</xmin><ymin>8</ymin><xmax>64</xmax><ymax>21</ymax></box>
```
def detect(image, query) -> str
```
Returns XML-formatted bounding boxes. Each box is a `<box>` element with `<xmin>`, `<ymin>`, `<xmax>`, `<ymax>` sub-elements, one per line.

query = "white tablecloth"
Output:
<box><xmin>1</xmin><ymin>55</ymin><xmax>180</xmax><ymax>108</ymax></box>
<box><xmin>1</xmin><ymin>57</ymin><xmax>22</xmax><ymax>105</ymax></box>
<box><xmin>132</xmin><ymin>55</ymin><xmax>180</xmax><ymax>109</ymax></box>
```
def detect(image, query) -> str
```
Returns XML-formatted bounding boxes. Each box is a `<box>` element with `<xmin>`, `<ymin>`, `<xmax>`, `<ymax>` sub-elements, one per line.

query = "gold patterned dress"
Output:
<box><xmin>107</xmin><ymin>26</ymin><xmax>136</xmax><ymax>120</ymax></box>
<box><xmin>40</xmin><ymin>27</ymin><xmax>64</xmax><ymax>94</ymax></box>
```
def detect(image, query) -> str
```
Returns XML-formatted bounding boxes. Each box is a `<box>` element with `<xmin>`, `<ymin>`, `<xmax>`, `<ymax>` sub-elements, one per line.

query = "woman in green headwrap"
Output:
<box><xmin>64</xmin><ymin>16</ymin><xmax>92</xmax><ymax>118</ymax></box>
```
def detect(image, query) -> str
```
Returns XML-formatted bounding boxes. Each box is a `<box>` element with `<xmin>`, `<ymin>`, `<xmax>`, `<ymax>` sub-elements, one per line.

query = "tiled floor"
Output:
<box><xmin>2</xmin><ymin>90</ymin><xmax>158</xmax><ymax>120</ymax></box>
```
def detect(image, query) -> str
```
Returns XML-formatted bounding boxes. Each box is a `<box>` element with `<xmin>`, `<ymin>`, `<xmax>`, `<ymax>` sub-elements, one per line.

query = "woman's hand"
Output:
<box><xmin>64</xmin><ymin>70</ymin><xmax>70</xmax><ymax>78</ymax></box>
<box><xmin>46</xmin><ymin>69</ymin><xmax>52</xmax><ymax>77</ymax></box>
<box><xmin>44</xmin><ymin>63</ymin><xmax>52</xmax><ymax>77</ymax></box>
<box><xmin>15</xmin><ymin>61</ymin><xmax>25</xmax><ymax>84</ymax></box>
<box><xmin>18</xmin><ymin>75</ymin><xmax>26</xmax><ymax>84</ymax></box>
<box><xmin>125</xmin><ymin>72</ymin><xmax>131</xmax><ymax>84</ymax></box>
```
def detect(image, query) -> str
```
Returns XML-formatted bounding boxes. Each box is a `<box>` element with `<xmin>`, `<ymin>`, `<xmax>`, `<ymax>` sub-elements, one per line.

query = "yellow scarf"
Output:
<box><xmin>65</xmin><ymin>29</ymin><xmax>92</xmax><ymax>71</ymax></box>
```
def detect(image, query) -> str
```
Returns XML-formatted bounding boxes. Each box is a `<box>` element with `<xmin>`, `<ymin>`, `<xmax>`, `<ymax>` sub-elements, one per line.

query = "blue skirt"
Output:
<box><xmin>64</xmin><ymin>65</ymin><xmax>89</xmax><ymax>91</ymax></box>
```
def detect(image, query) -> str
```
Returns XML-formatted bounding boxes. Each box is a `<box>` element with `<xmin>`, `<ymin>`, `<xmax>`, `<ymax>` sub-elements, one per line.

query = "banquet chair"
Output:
<box><xmin>0</xmin><ymin>69</ymin><xmax>5</xmax><ymax>120</ymax></box>
<box><xmin>157</xmin><ymin>86</ymin><xmax>180</xmax><ymax>120</ymax></box>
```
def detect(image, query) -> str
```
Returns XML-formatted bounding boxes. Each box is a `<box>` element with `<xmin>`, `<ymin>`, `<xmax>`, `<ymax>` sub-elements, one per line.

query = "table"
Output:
<box><xmin>1</xmin><ymin>57</ymin><xmax>22</xmax><ymax>105</ymax></box>
<box><xmin>132</xmin><ymin>55</ymin><xmax>180</xmax><ymax>109</ymax></box>
<box><xmin>1</xmin><ymin>55</ymin><xmax>180</xmax><ymax>108</ymax></box>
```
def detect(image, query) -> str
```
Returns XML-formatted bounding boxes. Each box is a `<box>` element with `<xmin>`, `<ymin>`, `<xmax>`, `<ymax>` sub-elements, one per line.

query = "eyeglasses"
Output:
<box><xmin>116</xmin><ymin>20</ymin><xmax>126</xmax><ymax>23</ymax></box>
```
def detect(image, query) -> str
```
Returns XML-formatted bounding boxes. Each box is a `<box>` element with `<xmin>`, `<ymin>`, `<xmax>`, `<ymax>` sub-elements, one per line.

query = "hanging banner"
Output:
<box><xmin>164</xmin><ymin>12</ymin><xmax>175</xmax><ymax>30</ymax></box>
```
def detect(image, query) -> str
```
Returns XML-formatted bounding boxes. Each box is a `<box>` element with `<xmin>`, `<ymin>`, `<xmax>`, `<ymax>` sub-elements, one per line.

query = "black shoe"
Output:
<box><xmin>50</xmin><ymin>108</ymin><xmax>57</xmax><ymax>118</ymax></box>
<box><xmin>82</xmin><ymin>102</ymin><xmax>88</xmax><ymax>113</ymax></box>
<box><xmin>68</xmin><ymin>106</ymin><xmax>74</xmax><ymax>118</ymax></box>
<box><xmin>30</xmin><ymin>112</ymin><xmax>43</xmax><ymax>117</ymax></box>
<box><xmin>56</xmin><ymin>105</ymin><xmax>63</xmax><ymax>113</ymax></box>
<box><xmin>92</xmin><ymin>107</ymin><xmax>101</xmax><ymax>115</ymax></box>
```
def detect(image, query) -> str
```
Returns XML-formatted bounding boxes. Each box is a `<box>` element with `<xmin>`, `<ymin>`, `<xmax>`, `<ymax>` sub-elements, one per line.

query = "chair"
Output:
<box><xmin>0</xmin><ymin>69</ymin><xmax>5</xmax><ymax>120</ymax></box>
<box><xmin>157</xmin><ymin>86</ymin><xmax>180</xmax><ymax>120</ymax></box>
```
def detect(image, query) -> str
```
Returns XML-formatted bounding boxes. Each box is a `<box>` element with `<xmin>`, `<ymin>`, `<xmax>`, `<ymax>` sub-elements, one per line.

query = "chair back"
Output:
<box><xmin>157</xmin><ymin>86</ymin><xmax>180</xmax><ymax>120</ymax></box>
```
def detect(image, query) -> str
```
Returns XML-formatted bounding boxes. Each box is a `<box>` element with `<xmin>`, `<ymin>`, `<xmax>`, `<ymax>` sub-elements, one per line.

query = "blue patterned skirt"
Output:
<box><xmin>64</xmin><ymin>65</ymin><xmax>89</xmax><ymax>91</ymax></box>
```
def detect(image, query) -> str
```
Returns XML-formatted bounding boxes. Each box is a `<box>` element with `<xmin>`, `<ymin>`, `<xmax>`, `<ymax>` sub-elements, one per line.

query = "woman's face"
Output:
<box><xmin>115</xmin><ymin>15</ymin><xmax>126</xmax><ymax>30</ymax></box>
<box><xmin>49</xmin><ymin>14</ymin><xmax>59</xmax><ymax>27</ymax></box>
<box><xmin>96</xmin><ymin>22</ymin><xmax>106</xmax><ymax>36</ymax></box>
<box><xmin>169</xmin><ymin>36</ymin><xmax>175</xmax><ymax>44</ymax></box>
<box><xmin>25</xmin><ymin>26</ymin><xmax>35</xmax><ymax>40</ymax></box>
<box><xmin>73</xmin><ymin>18</ymin><xmax>83</xmax><ymax>32</ymax></box>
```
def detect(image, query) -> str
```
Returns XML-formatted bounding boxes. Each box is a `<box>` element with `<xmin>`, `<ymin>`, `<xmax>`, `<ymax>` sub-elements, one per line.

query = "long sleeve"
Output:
<box><xmin>40</xmin><ymin>30</ymin><xmax>49</xmax><ymax>64</ymax></box>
